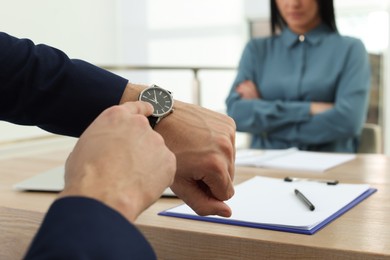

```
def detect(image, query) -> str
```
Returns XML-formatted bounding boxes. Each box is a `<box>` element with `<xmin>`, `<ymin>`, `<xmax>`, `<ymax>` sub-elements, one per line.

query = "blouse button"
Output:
<box><xmin>299</xmin><ymin>35</ymin><xmax>305</xmax><ymax>42</ymax></box>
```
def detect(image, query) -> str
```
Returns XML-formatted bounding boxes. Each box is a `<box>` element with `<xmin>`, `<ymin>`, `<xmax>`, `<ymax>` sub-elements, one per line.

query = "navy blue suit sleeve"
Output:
<box><xmin>24</xmin><ymin>197</ymin><xmax>156</xmax><ymax>259</ymax></box>
<box><xmin>0</xmin><ymin>32</ymin><xmax>128</xmax><ymax>137</ymax></box>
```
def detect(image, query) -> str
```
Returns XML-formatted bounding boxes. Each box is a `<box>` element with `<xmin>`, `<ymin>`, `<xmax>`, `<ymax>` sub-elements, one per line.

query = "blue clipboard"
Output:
<box><xmin>159</xmin><ymin>182</ymin><xmax>377</xmax><ymax>235</ymax></box>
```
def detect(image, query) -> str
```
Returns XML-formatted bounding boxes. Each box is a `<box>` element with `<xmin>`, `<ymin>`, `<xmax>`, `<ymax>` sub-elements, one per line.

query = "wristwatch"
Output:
<box><xmin>138</xmin><ymin>84</ymin><xmax>174</xmax><ymax>128</ymax></box>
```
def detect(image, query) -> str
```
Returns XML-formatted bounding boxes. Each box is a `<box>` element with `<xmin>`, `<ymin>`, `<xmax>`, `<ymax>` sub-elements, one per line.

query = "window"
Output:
<box><xmin>116</xmin><ymin>0</ymin><xmax>246</xmax><ymax>111</ymax></box>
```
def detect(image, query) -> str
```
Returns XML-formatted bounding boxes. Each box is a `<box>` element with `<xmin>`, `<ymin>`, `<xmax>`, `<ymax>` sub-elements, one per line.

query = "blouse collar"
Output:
<box><xmin>280</xmin><ymin>23</ymin><xmax>333</xmax><ymax>48</ymax></box>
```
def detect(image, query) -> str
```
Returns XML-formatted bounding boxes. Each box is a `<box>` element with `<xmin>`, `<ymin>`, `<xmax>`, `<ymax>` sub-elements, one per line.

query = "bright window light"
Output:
<box><xmin>337</xmin><ymin>11</ymin><xmax>389</xmax><ymax>53</ymax></box>
<box><xmin>147</xmin><ymin>0</ymin><xmax>243</xmax><ymax>29</ymax></box>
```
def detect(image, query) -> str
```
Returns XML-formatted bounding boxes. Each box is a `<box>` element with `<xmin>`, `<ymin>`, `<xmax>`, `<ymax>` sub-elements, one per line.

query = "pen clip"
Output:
<box><xmin>284</xmin><ymin>177</ymin><xmax>339</xmax><ymax>185</ymax></box>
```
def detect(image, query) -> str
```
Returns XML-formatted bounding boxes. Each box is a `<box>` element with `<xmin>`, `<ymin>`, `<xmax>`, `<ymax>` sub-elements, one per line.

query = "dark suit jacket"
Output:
<box><xmin>25</xmin><ymin>198</ymin><xmax>156</xmax><ymax>259</ymax></box>
<box><xmin>0</xmin><ymin>32</ymin><xmax>156</xmax><ymax>259</ymax></box>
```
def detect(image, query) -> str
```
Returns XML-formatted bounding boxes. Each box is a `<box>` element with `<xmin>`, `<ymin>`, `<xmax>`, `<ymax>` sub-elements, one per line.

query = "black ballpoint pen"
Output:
<box><xmin>294</xmin><ymin>189</ymin><xmax>315</xmax><ymax>211</ymax></box>
<box><xmin>285</xmin><ymin>177</ymin><xmax>338</xmax><ymax>185</ymax></box>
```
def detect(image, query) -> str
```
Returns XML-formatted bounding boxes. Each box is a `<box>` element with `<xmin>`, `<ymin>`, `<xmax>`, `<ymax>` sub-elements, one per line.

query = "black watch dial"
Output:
<box><xmin>139</xmin><ymin>86</ymin><xmax>173</xmax><ymax>117</ymax></box>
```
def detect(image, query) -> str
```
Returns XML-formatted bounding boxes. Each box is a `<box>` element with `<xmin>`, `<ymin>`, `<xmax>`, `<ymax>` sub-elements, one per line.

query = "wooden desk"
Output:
<box><xmin>1</xmin><ymin>137</ymin><xmax>389</xmax><ymax>259</ymax></box>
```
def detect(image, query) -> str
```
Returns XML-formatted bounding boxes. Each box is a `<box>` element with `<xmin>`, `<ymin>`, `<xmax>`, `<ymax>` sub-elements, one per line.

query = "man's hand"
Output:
<box><xmin>236</xmin><ymin>80</ymin><xmax>260</xmax><ymax>99</ymax></box>
<box><xmin>59</xmin><ymin>101</ymin><xmax>176</xmax><ymax>222</ymax></box>
<box><xmin>121</xmin><ymin>83</ymin><xmax>236</xmax><ymax>218</ymax></box>
<box><xmin>156</xmin><ymin>100</ymin><xmax>236</xmax><ymax>217</ymax></box>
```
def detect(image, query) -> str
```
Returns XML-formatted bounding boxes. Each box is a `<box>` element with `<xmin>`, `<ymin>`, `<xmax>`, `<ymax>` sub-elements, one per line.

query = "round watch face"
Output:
<box><xmin>139</xmin><ymin>86</ymin><xmax>174</xmax><ymax>117</ymax></box>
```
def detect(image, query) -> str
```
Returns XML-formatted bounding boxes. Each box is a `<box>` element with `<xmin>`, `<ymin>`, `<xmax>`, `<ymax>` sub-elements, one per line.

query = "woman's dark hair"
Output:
<box><xmin>270</xmin><ymin>0</ymin><xmax>337</xmax><ymax>35</ymax></box>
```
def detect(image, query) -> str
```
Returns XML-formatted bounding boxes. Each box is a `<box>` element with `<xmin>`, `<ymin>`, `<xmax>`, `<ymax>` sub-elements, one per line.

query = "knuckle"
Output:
<box><xmin>229</xmin><ymin>118</ymin><xmax>237</xmax><ymax>131</ymax></box>
<box><xmin>215</xmin><ymin>135</ymin><xmax>234</xmax><ymax>157</ymax></box>
<box><xmin>101</xmin><ymin>105</ymin><xmax>127</xmax><ymax>122</ymax></box>
<box><xmin>215</xmin><ymin>114</ymin><xmax>236</xmax><ymax>140</ymax></box>
<box><xmin>224</xmin><ymin>114</ymin><xmax>236</xmax><ymax>128</ymax></box>
<box><xmin>159</xmin><ymin>151</ymin><xmax>176</xmax><ymax>187</ymax></box>
<box><xmin>151</xmin><ymin>131</ymin><xmax>165</xmax><ymax>145</ymax></box>
<box><xmin>167</xmin><ymin>154</ymin><xmax>177</xmax><ymax>184</ymax></box>
<box><xmin>167</xmin><ymin>152</ymin><xmax>177</xmax><ymax>169</ymax></box>
<box><xmin>104</xmin><ymin>105</ymin><xmax>124</xmax><ymax>116</ymax></box>
<box><xmin>204</xmin><ymin>153</ymin><xmax>226</xmax><ymax>175</ymax></box>
<box><xmin>224</xmin><ymin>117</ymin><xmax>237</xmax><ymax>137</ymax></box>
<box><xmin>131</xmin><ymin>114</ymin><xmax>150</xmax><ymax>127</ymax></box>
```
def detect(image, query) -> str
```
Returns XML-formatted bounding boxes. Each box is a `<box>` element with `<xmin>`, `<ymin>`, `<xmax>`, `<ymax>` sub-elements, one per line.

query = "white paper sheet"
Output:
<box><xmin>235</xmin><ymin>148</ymin><xmax>356</xmax><ymax>172</ymax></box>
<box><xmin>162</xmin><ymin>176</ymin><xmax>371</xmax><ymax>230</ymax></box>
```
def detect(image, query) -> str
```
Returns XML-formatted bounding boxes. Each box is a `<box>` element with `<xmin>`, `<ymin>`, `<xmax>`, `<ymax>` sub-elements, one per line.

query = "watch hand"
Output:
<box><xmin>156</xmin><ymin>102</ymin><xmax>164</xmax><ymax>110</ymax></box>
<box><xmin>153</xmin><ymin>90</ymin><xmax>158</xmax><ymax>102</ymax></box>
<box><xmin>144</xmin><ymin>97</ymin><xmax>157</xmax><ymax>104</ymax></box>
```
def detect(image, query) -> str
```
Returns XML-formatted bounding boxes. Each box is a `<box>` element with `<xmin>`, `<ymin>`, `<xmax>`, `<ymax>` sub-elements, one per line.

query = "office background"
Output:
<box><xmin>1</xmin><ymin>0</ymin><xmax>389</xmax><ymax>155</ymax></box>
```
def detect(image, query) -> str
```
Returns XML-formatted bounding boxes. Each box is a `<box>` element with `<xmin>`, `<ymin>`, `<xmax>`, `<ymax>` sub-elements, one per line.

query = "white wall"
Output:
<box><xmin>244</xmin><ymin>0</ymin><xmax>269</xmax><ymax>19</ymax></box>
<box><xmin>0</xmin><ymin>0</ymin><xmax>118</xmax><ymax>142</ymax></box>
<box><xmin>113</xmin><ymin>0</ymin><xmax>246</xmax><ymax>110</ymax></box>
<box><xmin>0</xmin><ymin>0</ymin><xmax>118</xmax><ymax>62</ymax></box>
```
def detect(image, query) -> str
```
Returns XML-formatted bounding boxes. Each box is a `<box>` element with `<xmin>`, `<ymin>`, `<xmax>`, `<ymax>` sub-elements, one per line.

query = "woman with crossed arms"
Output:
<box><xmin>226</xmin><ymin>0</ymin><xmax>371</xmax><ymax>152</ymax></box>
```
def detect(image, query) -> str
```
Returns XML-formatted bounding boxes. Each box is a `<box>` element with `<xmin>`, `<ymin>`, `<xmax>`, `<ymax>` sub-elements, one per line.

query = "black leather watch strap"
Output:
<box><xmin>148</xmin><ymin>116</ymin><xmax>158</xmax><ymax>129</ymax></box>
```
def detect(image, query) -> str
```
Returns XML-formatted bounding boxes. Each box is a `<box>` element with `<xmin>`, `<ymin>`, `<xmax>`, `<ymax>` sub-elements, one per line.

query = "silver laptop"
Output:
<box><xmin>13</xmin><ymin>166</ymin><xmax>176</xmax><ymax>197</ymax></box>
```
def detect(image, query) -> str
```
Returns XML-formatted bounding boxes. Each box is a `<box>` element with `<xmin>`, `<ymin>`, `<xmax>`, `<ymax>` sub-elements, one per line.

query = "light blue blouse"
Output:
<box><xmin>226</xmin><ymin>24</ymin><xmax>371</xmax><ymax>152</ymax></box>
